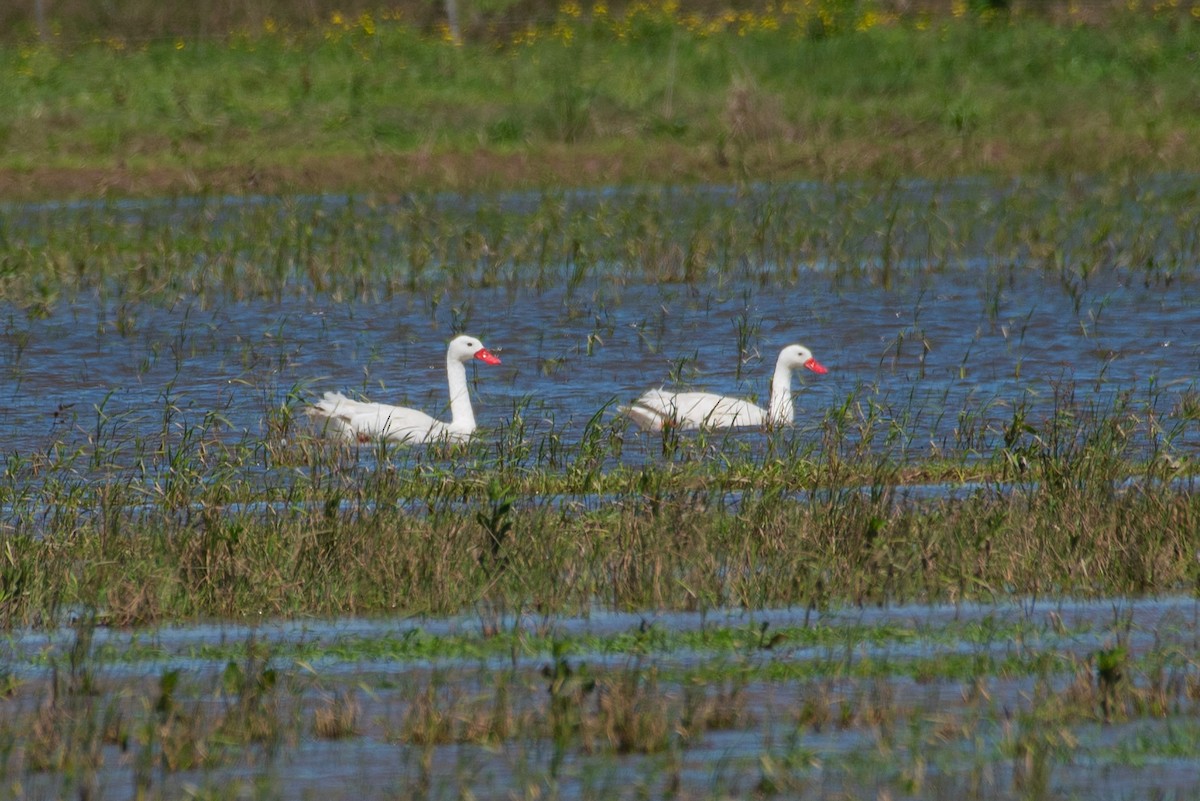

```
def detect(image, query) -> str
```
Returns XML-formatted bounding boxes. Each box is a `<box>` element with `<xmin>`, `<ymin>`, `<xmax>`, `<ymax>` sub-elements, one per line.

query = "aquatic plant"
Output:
<box><xmin>2</xmin><ymin>600</ymin><xmax>1199</xmax><ymax>798</ymax></box>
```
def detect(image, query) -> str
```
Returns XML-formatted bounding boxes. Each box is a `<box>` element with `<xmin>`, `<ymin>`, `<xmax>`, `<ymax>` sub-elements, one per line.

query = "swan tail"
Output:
<box><xmin>619</xmin><ymin>403</ymin><xmax>668</xmax><ymax>432</ymax></box>
<box><xmin>308</xmin><ymin>391</ymin><xmax>348</xmax><ymax>415</ymax></box>
<box><xmin>308</xmin><ymin>392</ymin><xmax>361</xmax><ymax>440</ymax></box>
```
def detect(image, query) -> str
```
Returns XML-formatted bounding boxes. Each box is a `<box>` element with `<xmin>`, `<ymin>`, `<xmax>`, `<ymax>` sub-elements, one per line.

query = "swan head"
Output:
<box><xmin>448</xmin><ymin>334</ymin><xmax>502</xmax><ymax>365</ymax></box>
<box><xmin>777</xmin><ymin>344</ymin><xmax>827</xmax><ymax>374</ymax></box>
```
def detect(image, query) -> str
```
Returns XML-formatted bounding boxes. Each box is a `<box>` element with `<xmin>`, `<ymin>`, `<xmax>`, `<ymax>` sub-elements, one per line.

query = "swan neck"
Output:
<box><xmin>446</xmin><ymin>357</ymin><xmax>475</xmax><ymax>429</ymax></box>
<box><xmin>768</xmin><ymin>361</ymin><xmax>794</xmax><ymax>426</ymax></box>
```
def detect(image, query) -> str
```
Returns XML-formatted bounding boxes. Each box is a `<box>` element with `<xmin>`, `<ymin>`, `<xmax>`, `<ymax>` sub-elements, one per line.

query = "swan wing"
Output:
<box><xmin>699</xmin><ymin>396</ymin><xmax>768</xmax><ymax>428</ymax></box>
<box><xmin>631</xmin><ymin>390</ymin><xmax>768</xmax><ymax>430</ymax></box>
<box><xmin>309</xmin><ymin>392</ymin><xmax>461</xmax><ymax>444</ymax></box>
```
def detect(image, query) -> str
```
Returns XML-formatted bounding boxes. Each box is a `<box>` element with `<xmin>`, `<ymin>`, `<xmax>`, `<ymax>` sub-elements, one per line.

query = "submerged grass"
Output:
<box><xmin>0</xmin><ymin>370</ymin><xmax>1197</xmax><ymax>626</ymax></box>
<box><xmin>3</xmin><ymin>175</ymin><xmax>1199</xmax><ymax>307</ymax></box>
<box><xmin>3</xmin><ymin>616</ymin><xmax>1085</xmax><ymax>669</ymax></box>
<box><xmin>4</xmin><ymin>6</ymin><xmax>1200</xmax><ymax>793</ymax></box>
<box><xmin>2</xmin><ymin>599</ymin><xmax>1199</xmax><ymax>800</ymax></box>
<box><xmin>2</xmin><ymin>173</ymin><xmax>1199</xmax><ymax>626</ymax></box>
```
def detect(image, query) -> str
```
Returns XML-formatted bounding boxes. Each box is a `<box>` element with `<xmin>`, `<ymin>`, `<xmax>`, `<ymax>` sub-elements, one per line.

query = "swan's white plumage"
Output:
<box><xmin>310</xmin><ymin>392</ymin><xmax>466</xmax><ymax>444</ymax></box>
<box><xmin>309</xmin><ymin>335</ymin><xmax>500</xmax><ymax>445</ymax></box>
<box><xmin>623</xmin><ymin>389</ymin><xmax>770</xmax><ymax>431</ymax></box>
<box><xmin>622</xmin><ymin>344</ymin><xmax>827</xmax><ymax>432</ymax></box>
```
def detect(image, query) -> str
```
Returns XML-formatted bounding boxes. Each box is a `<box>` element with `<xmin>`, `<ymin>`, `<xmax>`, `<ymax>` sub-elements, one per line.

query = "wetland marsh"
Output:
<box><xmin>2</xmin><ymin>176</ymin><xmax>1200</xmax><ymax>798</ymax></box>
<box><xmin>4</xmin><ymin>2</ymin><xmax>1200</xmax><ymax>796</ymax></box>
<box><xmin>4</xmin><ymin>597</ymin><xmax>1200</xmax><ymax>799</ymax></box>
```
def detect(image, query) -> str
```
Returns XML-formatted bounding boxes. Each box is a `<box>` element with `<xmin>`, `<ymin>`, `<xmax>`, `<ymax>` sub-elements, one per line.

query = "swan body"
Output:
<box><xmin>622</xmin><ymin>344</ymin><xmax>827</xmax><ymax>432</ymax></box>
<box><xmin>309</xmin><ymin>335</ymin><xmax>501</xmax><ymax>444</ymax></box>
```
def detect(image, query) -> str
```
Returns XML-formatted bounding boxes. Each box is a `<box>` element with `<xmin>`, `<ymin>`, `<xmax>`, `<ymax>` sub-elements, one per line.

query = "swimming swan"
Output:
<box><xmin>309</xmin><ymin>335</ymin><xmax>502</xmax><ymax>444</ymax></box>
<box><xmin>622</xmin><ymin>344</ymin><xmax>827</xmax><ymax>431</ymax></box>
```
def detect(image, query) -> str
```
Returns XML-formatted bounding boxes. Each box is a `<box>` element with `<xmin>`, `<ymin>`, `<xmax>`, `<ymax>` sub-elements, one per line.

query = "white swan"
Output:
<box><xmin>309</xmin><ymin>335</ymin><xmax>502</xmax><ymax>444</ymax></box>
<box><xmin>622</xmin><ymin>344</ymin><xmax>828</xmax><ymax>431</ymax></box>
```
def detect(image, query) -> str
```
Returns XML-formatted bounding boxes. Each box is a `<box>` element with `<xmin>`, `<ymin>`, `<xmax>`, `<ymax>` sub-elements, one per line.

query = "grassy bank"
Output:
<box><xmin>2</xmin><ymin>2</ymin><xmax>1199</xmax><ymax>199</ymax></box>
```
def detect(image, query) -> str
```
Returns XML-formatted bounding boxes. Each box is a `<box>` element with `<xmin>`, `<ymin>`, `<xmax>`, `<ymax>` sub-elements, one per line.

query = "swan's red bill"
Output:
<box><xmin>804</xmin><ymin>357</ymin><xmax>828</xmax><ymax>374</ymax></box>
<box><xmin>475</xmin><ymin>348</ymin><xmax>502</xmax><ymax>366</ymax></box>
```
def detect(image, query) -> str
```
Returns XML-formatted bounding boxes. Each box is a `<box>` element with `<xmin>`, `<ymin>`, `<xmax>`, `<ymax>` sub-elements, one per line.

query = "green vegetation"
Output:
<box><xmin>1</xmin><ymin>372</ymin><xmax>1197</xmax><ymax>626</ymax></box>
<box><xmin>1</xmin><ymin>1</ymin><xmax>1199</xmax><ymax>199</ymax></box>
<box><xmin>1</xmin><ymin>603</ymin><xmax>1197</xmax><ymax>799</ymax></box>
<box><xmin>11</xmin><ymin>617</ymin><xmax>1082</xmax><ymax>667</ymax></box>
<box><xmin>4</xmin><ymin>174</ymin><xmax>1198</xmax><ymax>307</ymax></box>
<box><xmin>3</xmin><ymin>4</ymin><xmax>1199</xmax><ymax>797</ymax></box>
<box><xmin>2</xmin><ymin>175</ymin><xmax>1199</xmax><ymax>626</ymax></box>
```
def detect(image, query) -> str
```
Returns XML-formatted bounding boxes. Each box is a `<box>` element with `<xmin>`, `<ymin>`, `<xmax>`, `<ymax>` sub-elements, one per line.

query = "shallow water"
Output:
<box><xmin>5</xmin><ymin>595</ymin><xmax>1200</xmax><ymax>800</ymax></box>
<box><xmin>10</xmin><ymin>594</ymin><xmax>1200</xmax><ymax>678</ymax></box>
<box><xmin>3</xmin><ymin>182</ymin><xmax>1200</xmax><ymax>798</ymax></box>
<box><xmin>3</xmin><ymin>183</ymin><xmax>1199</xmax><ymax>469</ymax></box>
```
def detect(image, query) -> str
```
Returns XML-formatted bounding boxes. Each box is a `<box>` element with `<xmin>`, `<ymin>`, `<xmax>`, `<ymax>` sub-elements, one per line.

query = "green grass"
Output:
<box><xmin>3</xmin><ymin>175</ymin><xmax>1198</xmax><ymax>309</ymax></box>
<box><xmin>24</xmin><ymin>617</ymin><xmax>1062</xmax><ymax>667</ymax></box>
<box><xmin>1</xmin><ymin>4</ymin><xmax>1199</xmax><ymax>198</ymax></box>
<box><xmin>1</xmin><ymin>389</ymin><xmax>1197</xmax><ymax>627</ymax></box>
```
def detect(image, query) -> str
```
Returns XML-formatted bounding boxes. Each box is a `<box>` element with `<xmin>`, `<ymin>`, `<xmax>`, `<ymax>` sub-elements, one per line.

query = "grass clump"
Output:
<box><xmin>0</xmin><ymin>414</ymin><xmax>1196</xmax><ymax>626</ymax></box>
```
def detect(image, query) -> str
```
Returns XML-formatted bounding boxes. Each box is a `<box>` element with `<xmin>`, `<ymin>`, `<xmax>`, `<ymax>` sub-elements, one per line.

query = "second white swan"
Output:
<box><xmin>622</xmin><ymin>344</ymin><xmax>828</xmax><ymax>432</ymax></box>
<box><xmin>309</xmin><ymin>334</ymin><xmax>502</xmax><ymax>444</ymax></box>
